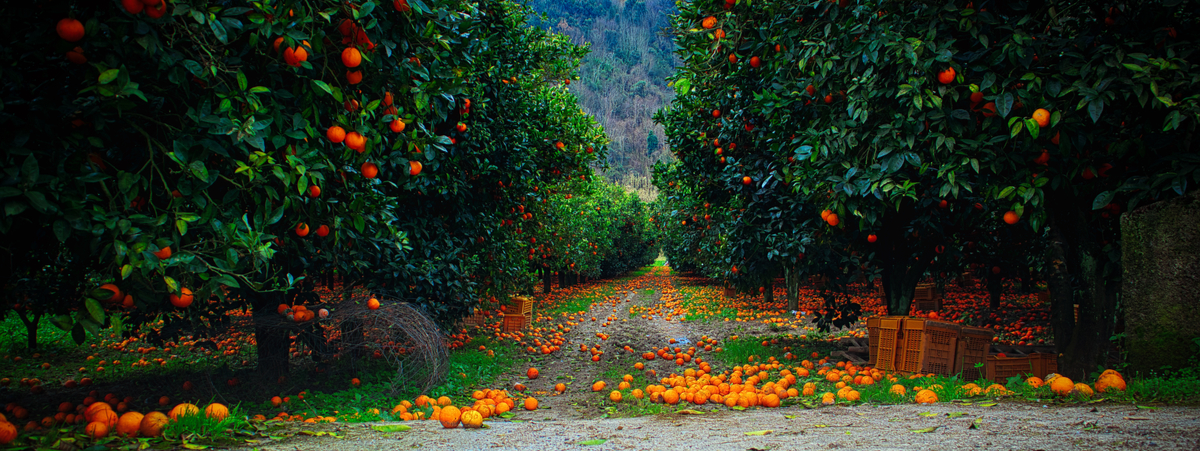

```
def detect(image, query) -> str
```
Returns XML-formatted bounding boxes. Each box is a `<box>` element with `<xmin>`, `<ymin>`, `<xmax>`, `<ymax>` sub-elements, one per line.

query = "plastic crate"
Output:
<box><xmin>462</xmin><ymin>310</ymin><xmax>486</xmax><ymax>328</ymax></box>
<box><xmin>869</xmin><ymin>316</ymin><xmax>905</xmax><ymax>371</ymax></box>
<box><xmin>509</xmin><ymin>296</ymin><xmax>533</xmax><ymax>315</ymax></box>
<box><xmin>897</xmin><ymin>318</ymin><xmax>962</xmax><ymax>375</ymax></box>
<box><xmin>957</xmin><ymin>326</ymin><xmax>994</xmax><ymax>381</ymax></box>
<box><xmin>985</xmin><ymin>355</ymin><xmax>1038</xmax><ymax>383</ymax></box>
<box><xmin>914</xmin><ymin>284</ymin><xmax>940</xmax><ymax>300</ymax></box>
<box><xmin>723</xmin><ymin>286</ymin><xmax>737</xmax><ymax>298</ymax></box>
<box><xmin>1031</xmin><ymin>353</ymin><xmax>1058</xmax><ymax>378</ymax></box>
<box><xmin>913</xmin><ymin>297</ymin><xmax>942</xmax><ymax>312</ymax></box>
<box><xmin>502</xmin><ymin>313</ymin><xmax>530</xmax><ymax>332</ymax></box>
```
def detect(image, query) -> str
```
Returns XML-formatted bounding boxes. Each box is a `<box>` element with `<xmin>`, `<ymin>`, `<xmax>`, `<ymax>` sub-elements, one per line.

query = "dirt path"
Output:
<box><xmin>237</xmin><ymin>403</ymin><xmax>1200</xmax><ymax>450</ymax></box>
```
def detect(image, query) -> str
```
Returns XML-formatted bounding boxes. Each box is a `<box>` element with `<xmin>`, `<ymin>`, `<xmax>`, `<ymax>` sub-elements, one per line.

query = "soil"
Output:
<box><xmin>236</xmin><ymin>403</ymin><xmax>1200</xmax><ymax>450</ymax></box>
<box><xmin>233</xmin><ymin>270</ymin><xmax>1200</xmax><ymax>450</ymax></box>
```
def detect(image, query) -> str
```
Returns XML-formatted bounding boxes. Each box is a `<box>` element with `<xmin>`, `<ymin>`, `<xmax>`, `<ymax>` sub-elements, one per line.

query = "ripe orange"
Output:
<box><xmin>981</xmin><ymin>102</ymin><xmax>997</xmax><ymax>117</ymax></box>
<box><xmin>295</xmin><ymin>222</ymin><xmax>310</xmax><ymax>237</ymax></box>
<box><xmin>1002</xmin><ymin>210</ymin><xmax>1020</xmax><ymax>225</ymax></box>
<box><xmin>526</xmin><ymin>368</ymin><xmax>539</xmax><ymax>379</ymax></box>
<box><xmin>361</xmin><ymin>162</ymin><xmax>379</xmax><ymax>179</ymax></box>
<box><xmin>867</xmin><ymin>234</ymin><xmax>877</xmax><ymax>243</ymax></box>
<box><xmin>409</xmin><ymin>160</ymin><xmax>423</xmax><ymax>176</ymax></box>
<box><xmin>1049</xmin><ymin>376</ymin><xmax>1074</xmax><ymax>396</ymax></box>
<box><xmin>554</xmin><ymin>383</ymin><xmax>565</xmax><ymax>392</ymax></box>
<box><xmin>701</xmin><ymin>16</ymin><xmax>717</xmax><ymax>29</ymax></box>
<box><xmin>344</xmin><ymin>131</ymin><xmax>366</xmax><ymax>152</ymax></box>
<box><xmin>826</xmin><ymin>213</ymin><xmax>840</xmax><ymax>227</ymax></box>
<box><xmin>327</xmin><ymin>126</ymin><xmax>346</xmax><ymax>143</ymax></box>
<box><xmin>204</xmin><ymin>403</ymin><xmax>229</xmax><ymax>421</ymax></box>
<box><xmin>750</xmin><ymin>56</ymin><xmax>761</xmax><ymax>68</ymax></box>
<box><xmin>609</xmin><ymin>391</ymin><xmax>622</xmax><ymax>402</ymax></box>
<box><xmin>168</xmin><ymin>403</ymin><xmax>199</xmax><ymax>420</ymax></box>
<box><xmin>523</xmin><ymin>397</ymin><xmax>538</xmax><ymax>410</ymax></box>
<box><xmin>169</xmin><ymin>288</ymin><xmax>193</xmax><ymax>308</ymax></box>
<box><xmin>152</xmin><ymin>246</ymin><xmax>172</xmax><ymax>260</ymax></box>
<box><xmin>914</xmin><ymin>389</ymin><xmax>937</xmax><ymax>404</ymax></box>
<box><xmin>116</xmin><ymin>412</ymin><xmax>143</xmax><ymax>437</ymax></box>
<box><xmin>66</xmin><ymin>47</ymin><xmax>87</xmax><ymax>64</ymax></box>
<box><xmin>0</xmin><ymin>421</ymin><xmax>16</xmax><ymax>445</ymax></box>
<box><xmin>742</xmin><ymin>176</ymin><xmax>751</xmax><ymax>185</ymax></box>
<box><xmin>390</xmin><ymin>119</ymin><xmax>406</xmax><ymax>133</ymax></box>
<box><xmin>99</xmin><ymin>283</ymin><xmax>122</xmax><ymax>302</ymax></box>
<box><xmin>937</xmin><ymin>67</ymin><xmax>956</xmax><ymax>84</ymax></box>
<box><xmin>591</xmin><ymin>381</ymin><xmax>606</xmax><ymax>392</ymax></box>
<box><xmin>969</xmin><ymin>91</ymin><xmax>984</xmax><ymax>104</ymax></box>
<box><xmin>1032</xmin><ymin>108</ymin><xmax>1050</xmax><ymax>127</ymax></box>
<box><xmin>316</xmin><ymin>225</ymin><xmax>330</xmax><ymax>237</ymax></box>
<box><xmin>307</xmin><ymin>185</ymin><xmax>321</xmax><ymax>198</ymax></box>
<box><xmin>341</xmin><ymin>47</ymin><xmax>362</xmax><ymax>67</ymax></box>
<box><xmin>346</xmin><ymin>70</ymin><xmax>363</xmax><ymax>85</ymax></box>
<box><xmin>439</xmin><ymin>406</ymin><xmax>460</xmax><ymax>428</ymax></box>
<box><xmin>86</xmin><ymin>421</ymin><xmax>109</xmax><ymax>438</ymax></box>
<box><xmin>57</xmin><ymin>18</ymin><xmax>85</xmax><ymax>42</ymax></box>
<box><xmin>367</xmin><ymin>297</ymin><xmax>381</xmax><ymax>310</ymax></box>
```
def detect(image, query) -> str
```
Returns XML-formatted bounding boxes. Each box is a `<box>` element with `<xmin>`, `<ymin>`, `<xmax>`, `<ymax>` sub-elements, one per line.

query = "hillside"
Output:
<box><xmin>527</xmin><ymin>0</ymin><xmax>678</xmax><ymax>201</ymax></box>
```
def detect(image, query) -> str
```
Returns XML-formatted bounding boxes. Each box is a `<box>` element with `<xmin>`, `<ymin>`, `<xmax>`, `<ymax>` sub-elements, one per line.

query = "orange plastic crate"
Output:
<box><xmin>985</xmin><ymin>355</ymin><xmax>1038</xmax><ymax>383</ymax></box>
<box><xmin>502</xmin><ymin>313</ymin><xmax>530</xmax><ymax>332</ymax></box>
<box><xmin>869</xmin><ymin>317</ymin><xmax>905</xmax><ymax>371</ymax></box>
<box><xmin>897</xmin><ymin>318</ymin><xmax>961</xmax><ymax>375</ymax></box>
<box><xmin>957</xmin><ymin>326</ymin><xmax>994</xmax><ymax>381</ymax></box>
<box><xmin>510</xmin><ymin>296</ymin><xmax>533</xmax><ymax>315</ymax></box>
<box><xmin>1031</xmin><ymin>353</ymin><xmax>1058</xmax><ymax>378</ymax></box>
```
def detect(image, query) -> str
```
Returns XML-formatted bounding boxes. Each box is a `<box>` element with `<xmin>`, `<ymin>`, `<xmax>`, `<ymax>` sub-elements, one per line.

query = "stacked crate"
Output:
<box><xmin>956</xmin><ymin>326</ymin><xmax>995</xmax><ymax>381</ymax></box>
<box><xmin>896</xmin><ymin>318</ymin><xmax>961</xmax><ymax>375</ymax></box>
<box><xmin>502</xmin><ymin>296</ymin><xmax>533</xmax><ymax>332</ymax></box>
<box><xmin>912</xmin><ymin>284</ymin><xmax>943</xmax><ymax>312</ymax></box>
<box><xmin>867</xmin><ymin>316</ymin><xmax>906</xmax><ymax>370</ymax></box>
<box><xmin>867</xmin><ymin>317</ymin><xmax>995</xmax><ymax>379</ymax></box>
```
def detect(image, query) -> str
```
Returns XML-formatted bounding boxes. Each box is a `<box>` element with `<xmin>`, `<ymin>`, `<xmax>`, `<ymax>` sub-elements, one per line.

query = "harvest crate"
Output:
<box><xmin>868</xmin><ymin>316</ymin><xmax>905</xmax><ymax>370</ymax></box>
<box><xmin>896</xmin><ymin>318</ymin><xmax>961</xmax><ymax>375</ymax></box>
<box><xmin>723</xmin><ymin>286</ymin><xmax>737</xmax><ymax>298</ymax></box>
<box><xmin>462</xmin><ymin>310</ymin><xmax>486</xmax><ymax>328</ymax></box>
<box><xmin>912</xmin><ymin>297</ymin><xmax>943</xmax><ymax>312</ymax></box>
<box><xmin>509</xmin><ymin>296</ymin><xmax>533</xmax><ymax>315</ymax></box>
<box><xmin>1031</xmin><ymin>353</ymin><xmax>1058</xmax><ymax>378</ymax></box>
<box><xmin>502</xmin><ymin>313</ymin><xmax>531</xmax><ymax>333</ymax></box>
<box><xmin>985</xmin><ymin>355</ymin><xmax>1038</xmax><ymax>383</ymax></box>
<box><xmin>956</xmin><ymin>326</ymin><xmax>994</xmax><ymax>381</ymax></box>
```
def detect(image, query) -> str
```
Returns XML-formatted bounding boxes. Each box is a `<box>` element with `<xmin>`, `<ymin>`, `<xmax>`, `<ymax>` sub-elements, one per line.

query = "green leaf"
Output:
<box><xmin>744</xmin><ymin>430</ymin><xmax>773</xmax><ymax>436</ymax></box>
<box><xmin>977</xmin><ymin>402</ymin><xmax>997</xmax><ymax>407</ymax></box>
<box><xmin>99</xmin><ymin>69</ymin><xmax>120</xmax><ymax>84</ymax></box>
<box><xmin>50</xmin><ymin>315</ymin><xmax>73</xmax><ymax>331</ymax></box>
<box><xmin>675</xmin><ymin>78</ymin><xmax>692</xmax><ymax>96</ymax></box>
<box><xmin>182</xmin><ymin>442</ymin><xmax>210</xmax><ymax>450</ymax></box>
<box><xmin>579</xmin><ymin>439</ymin><xmax>607</xmax><ymax>445</ymax></box>
<box><xmin>21</xmin><ymin>154</ymin><xmax>39</xmax><ymax>185</ymax></box>
<box><xmin>71</xmin><ymin>321</ymin><xmax>86</xmax><ymax>344</ymax></box>
<box><xmin>918</xmin><ymin>412</ymin><xmax>937</xmax><ymax>417</ymax></box>
<box><xmin>675</xmin><ymin>409</ymin><xmax>705</xmax><ymax>415</ymax></box>
<box><xmin>947</xmin><ymin>412</ymin><xmax>967</xmax><ymax>418</ymax></box>
<box><xmin>312</xmin><ymin>80</ymin><xmax>333</xmax><ymax>96</ymax></box>
<box><xmin>371</xmin><ymin>425</ymin><xmax>411</xmax><ymax>433</ymax></box>
<box><xmin>1088</xmin><ymin>99</ymin><xmax>1104</xmax><ymax>123</ymax></box>
<box><xmin>53</xmin><ymin>220</ymin><xmax>70</xmax><ymax>242</ymax></box>
<box><xmin>1024</xmin><ymin>118</ymin><xmax>1040</xmax><ymax>139</ymax></box>
<box><xmin>911</xmin><ymin>426</ymin><xmax>939</xmax><ymax>433</ymax></box>
<box><xmin>164</xmin><ymin>275</ymin><xmax>179</xmax><ymax>293</ymax></box>
<box><xmin>237</xmin><ymin>72</ymin><xmax>248</xmax><ymax>91</ymax></box>
<box><xmin>85</xmin><ymin>298</ymin><xmax>106</xmax><ymax>325</ymax></box>
<box><xmin>1092</xmin><ymin>191</ymin><xmax>1114</xmax><ymax>210</ymax></box>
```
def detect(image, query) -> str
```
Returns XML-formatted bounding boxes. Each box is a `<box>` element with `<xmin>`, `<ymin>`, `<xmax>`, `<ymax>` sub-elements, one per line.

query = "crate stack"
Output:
<box><xmin>462</xmin><ymin>308</ymin><xmax>487</xmax><ymax>329</ymax></box>
<box><xmin>984</xmin><ymin>352</ymin><xmax>1058</xmax><ymax>383</ymax></box>
<box><xmin>912</xmin><ymin>284</ymin><xmax>943</xmax><ymax>312</ymax></box>
<box><xmin>502</xmin><ymin>296</ymin><xmax>533</xmax><ymax>333</ymax></box>
<box><xmin>867</xmin><ymin>316</ymin><xmax>997</xmax><ymax>379</ymax></box>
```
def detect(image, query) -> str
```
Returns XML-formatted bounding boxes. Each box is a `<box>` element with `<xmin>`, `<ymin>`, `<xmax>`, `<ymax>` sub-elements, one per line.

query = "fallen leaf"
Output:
<box><xmin>918</xmin><ymin>412</ymin><xmax>937</xmax><ymax>417</ymax></box>
<box><xmin>784</xmin><ymin>415</ymin><xmax>797</xmax><ymax>419</ymax></box>
<box><xmin>977</xmin><ymin>402</ymin><xmax>997</xmax><ymax>407</ymax></box>
<box><xmin>731</xmin><ymin>406</ymin><xmax>747</xmax><ymax>411</ymax></box>
<box><xmin>500</xmin><ymin>412</ymin><xmax>516</xmax><ymax>419</ymax></box>
<box><xmin>911</xmin><ymin>426</ymin><xmax>940</xmax><ymax>433</ymax></box>
<box><xmin>1124</xmin><ymin>416</ymin><xmax>1151</xmax><ymax>421</ymax></box>
<box><xmin>1135</xmin><ymin>405</ymin><xmax>1158</xmax><ymax>410</ymax></box>
<box><xmin>371</xmin><ymin>424</ymin><xmax>412</xmax><ymax>433</ymax></box>
<box><xmin>814</xmin><ymin>424</ymin><xmax>827</xmax><ymax>428</ymax></box>
<box><xmin>947</xmin><ymin>412</ymin><xmax>967</xmax><ymax>419</ymax></box>
<box><xmin>745</xmin><ymin>430</ymin><xmax>773</xmax><ymax>436</ymax></box>
<box><xmin>676</xmin><ymin>409</ymin><xmax>706</xmax><ymax>415</ymax></box>
<box><xmin>181</xmin><ymin>443</ymin><xmax>209</xmax><ymax>450</ymax></box>
<box><xmin>579</xmin><ymin>439</ymin><xmax>607</xmax><ymax>445</ymax></box>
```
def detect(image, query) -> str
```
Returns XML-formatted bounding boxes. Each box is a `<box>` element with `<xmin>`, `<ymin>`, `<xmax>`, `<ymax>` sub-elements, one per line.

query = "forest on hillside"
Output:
<box><xmin>528</xmin><ymin>0</ymin><xmax>678</xmax><ymax>200</ymax></box>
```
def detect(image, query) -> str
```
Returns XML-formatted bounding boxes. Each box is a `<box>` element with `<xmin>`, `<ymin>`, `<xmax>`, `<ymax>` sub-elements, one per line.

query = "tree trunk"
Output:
<box><xmin>17</xmin><ymin>310</ymin><xmax>39</xmax><ymax>350</ymax></box>
<box><xmin>251</xmin><ymin>291</ymin><xmax>291</xmax><ymax>379</ymax></box>
<box><xmin>986</xmin><ymin>268</ymin><xmax>1003</xmax><ymax>309</ymax></box>
<box><xmin>877</xmin><ymin>199</ymin><xmax>930</xmax><ymax>315</ymax></box>
<box><xmin>763</xmin><ymin>280</ymin><xmax>774</xmax><ymax>307</ymax></box>
<box><xmin>1045</xmin><ymin>187</ymin><xmax>1120</xmax><ymax>380</ymax></box>
<box><xmin>542</xmin><ymin>267</ymin><xmax>553</xmax><ymax>294</ymax></box>
<box><xmin>784</xmin><ymin>266</ymin><xmax>800</xmax><ymax>312</ymax></box>
<box><xmin>558</xmin><ymin>270</ymin><xmax>567</xmax><ymax>288</ymax></box>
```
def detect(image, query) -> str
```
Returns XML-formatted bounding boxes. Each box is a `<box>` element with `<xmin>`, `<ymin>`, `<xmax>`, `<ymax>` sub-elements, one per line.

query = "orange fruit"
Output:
<box><xmin>826</xmin><ymin>213</ymin><xmax>840</xmax><ymax>227</ymax></box>
<box><xmin>1049</xmin><ymin>376</ymin><xmax>1074</xmax><ymax>396</ymax></box>
<box><xmin>138</xmin><ymin>412</ymin><xmax>168</xmax><ymax>437</ymax></box>
<box><xmin>341</xmin><ymin>47</ymin><xmax>362</xmax><ymax>67</ymax></box>
<box><xmin>327</xmin><ymin>126</ymin><xmax>347</xmax><ymax>143</ymax></box>
<box><xmin>316</xmin><ymin>225</ymin><xmax>330</xmax><ymax>237</ymax></box>
<box><xmin>409</xmin><ymin>160</ymin><xmax>423</xmax><ymax>176</ymax></box>
<box><xmin>307</xmin><ymin>185</ymin><xmax>321</xmax><ymax>198</ymax></box>
<box><xmin>1003</xmin><ymin>211</ymin><xmax>1020</xmax><ymax>225</ymax></box>
<box><xmin>591</xmin><ymin>381</ymin><xmax>606</xmax><ymax>392</ymax></box>
<box><xmin>460</xmin><ymin>409</ymin><xmax>483</xmax><ymax>428</ymax></box>
<box><xmin>115</xmin><ymin>412</ymin><xmax>142</xmax><ymax>437</ymax></box>
<box><xmin>122</xmin><ymin>0</ymin><xmax>145</xmax><ymax>14</ymax></box>
<box><xmin>1032</xmin><ymin>108</ymin><xmax>1050</xmax><ymax>127</ymax></box>
<box><xmin>86</xmin><ymin>421</ymin><xmax>109</xmax><ymax>438</ymax></box>
<box><xmin>523</xmin><ymin>397</ymin><xmax>538</xmax><ymax>410</ymax></box>
<box><xmin>701</xmin><ymin>16</ymin><xmax>717</xmax><ymax>29</ymax></box>
<box><xmin>438</xmin><ymin>406</ymin><xmax>460</xmax><ymax>428</ymax></box>
<box><xmin>169</xmin><ymin>288</ymin><xmax>193</xmax><ymax>308</ymax></box>
<box><xmin>889</xmin><ymin>384</ymin><xmax>906</xmax><ymax>395</ymax></box>
<box><xmin>554</xmin><ymin>383</ymin><xmax>565</xmax><ymax>392</ymax></box>
<box><xmin>346</xmin><ymin>70</ymin><xmax>363</xmax><ymax>85</ymax></box>
<box><xmin>361</xmin><ymin>162</ymin><xmax>379</xmax><ymax>179</ymax></box>
<box><xmin>344</xmin><ymin>132</ymin><xmax>366</xmax><ymax>152</ymax></box>
<box><xmin>295</xmin><ymin>223</ymin><xmax>310</xmax><ymax>237</ymax></box>
<box><xmin>526</xmin><ymin>368</ymin><xmax>539</xmax><ymax>379</ymax></box>
<box><xmin>609</xmin><ymin>391</ymin><xmax>622</xmax><ymax>402</ymax></box>
<box><xmin>914</xmin><ymin>389</ymin><xmax>938</xmax><ymax>404</ymax></box>
<box><xmin>937</xmin><ymin>67</ymin><xmax>956</xmax><ymax>84</ymax></box>
<box><xmin>0</xmin><ymin>421</ymin><xmax>16</xmax><ymax>445</ymax></box>
<box><xmin>168</xmin><ymin>403</ymin><xmax>199</xmax><ymax>420</ymax></box>
<box><xmin>99</xmin><ymin>284</ymin><xmax>122</xmax><ymax>302</ymax></box>
<box><xmin>389</xmin><ymin>119</ymin><xmax>406</xmax><ymax>133</ymax></box>
<box><xmin>57</xmin><ymin>18</ymin><xmax>85</xmax><ymax>42</ymax></box>
<box><xmin>742</xmin><ymin>176</ymin><xmax>751</xmax><ymax>185</ymax></box>
<box><xmin>367</xmin><ymin>297</ymin><xmax>381</xmax><ymax>310</ymax></box>
<box><xmin>204</xmin><ymin>403</ymin><xmax>229</xmax><ymax>421</ymax></box>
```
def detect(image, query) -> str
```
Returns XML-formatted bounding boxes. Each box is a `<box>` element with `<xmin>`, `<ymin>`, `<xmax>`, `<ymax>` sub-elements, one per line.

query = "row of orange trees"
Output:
<box><xmin>654</xmin><ymin>0</ymin><xmax>1198</xmax><ymax>378</ymax></box>
<box><xmin>0</xmin><ymin>0</ymin><xmax>653</xmax><ymax>369</ymax></box>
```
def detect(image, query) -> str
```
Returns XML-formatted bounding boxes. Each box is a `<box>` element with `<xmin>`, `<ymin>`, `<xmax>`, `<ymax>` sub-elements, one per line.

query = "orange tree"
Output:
<box><xmin>0</xmin><ymin>0</ymin><xmax>614</xmax><ymax>367</ymax></box>
<box><xmin>657</xmin><ymin>0</ymin><xmax>1198</xmax><ymax>377</ymax></box>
